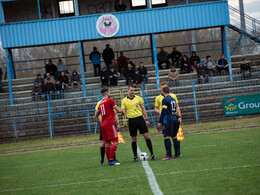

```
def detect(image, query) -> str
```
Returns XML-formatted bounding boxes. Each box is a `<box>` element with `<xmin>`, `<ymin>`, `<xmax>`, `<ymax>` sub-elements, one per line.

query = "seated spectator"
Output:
<box><xmin>56</xmin><ymin>59</ymin><xmax>68</xmax><ymax>77</ymax></box>
<box><xmin>170</xmin><ymin>47</ymin><xmax>182</xmax><ymax>68</ymax></box>
<box><xmin>58</xmin><ymin>71</ymin><xmax>69</xmax><ymax>90</ymax></box>
<box><xmin>138</xmin><ymin>62</ymin><xmax>148</xmax><ymax>84</ymax></box>
<box><xmin>0</xmin><ymin>67</ymin><xmax>2</xmax><ymax>93</ymax></box>
<box><xmin>157</xmin><ymin>47</ymin><xmax>170</xmax><ymax>69</ymax></box>
<box><xmin>44</xmin><ymin>73</ymin><xmax>55</xmax><ymax>85</ymax></box>
<box><xmin>115</xmin><ymin>0</ymin><xmax>127</xmax><ymax>11</ymax></box>
<box><xmin>109</xmin><ymin>67</ymin><xmax>118</xmax><ymax>87</ymax></box>
<box><xmin>89</xmin><ymin>47</ymin><xmax>101</xmax><ymax>77</ymax></box>
<box><xmin>117</xmin><ymin>52</ymin><xmax>128</xmax><ymax>74</ymax></box>
<box><xmin>43</xmin><ymin>78</ymin><xmax>55</xmax><ymax>99</ymax></box>
<box><xmin>180</xmin><ymin>55</ymin><xmax>191</xmax><ymax>74</ymax></box>
<box><xmin>131</xmin><ymin>69</ymin><xmax>143</xmax><ymax>86</ymax></box>
<box><xmin>125</xmin><ymin>63</ymin><xmax>135</xmax><ymax>85</ymax></box>
<box><xmin>197</xmin><ymin>62</ymin><xmax>209</xmax><ymax>84</ymax></box>
<box><xmin>32</xmin><ymin>82</ymin><xmax>42</xmax><ymax>101</ymax></box>
<box><xmin>168</xmin><ymin>66</ymin><xmax>179</xmax><ymax>87</ymax></box>
<box><xmin>70</xmin><ymin>70</ymin><xmax>81</xmax><ymax>90</ymax></box>
<box><xmin>45</xmin><ymin>59</ymin><xmax>57</xmax><ymax>77</ymax></box>
<box><xmin>126</xmin><ymin>58</ymin><xmax>136</xmax><ymax>69</ymax></box>
<box><xmin>216</xmin><ymin>54</ymin><xmax>229</xmax><ymax>75</ymax></box>
<box><xmin>34</xmin><ymin>74</ymin><xmax>44</xmax><ymax>88</ymax></box>
<box><xmin>100</xmin><ymin>66</ymin><xmax>109</xmax><ymax>87</ymax></box>
<box><xmin>240</xmin><ymin>59</ymin><xmax>251</xmax><ymax>80</ymax></box>
<box><xmin>205</xmin><ymin>55</ymin><xmax>217</xmax><ymax>76</ymax></box>
<box><xmin>110</xmin><ymin>59</ymin><xmax>120</xmax><ymax>80</ymax></box>
<box><xmin>55</xmin><ymin>80</ymin><xmax>64</xmax><ymax>99</ymax></box>
<box><xmin>190</xmin><ymin>51</ymin><xmax>200</xmax><ymax>71</ymax></box>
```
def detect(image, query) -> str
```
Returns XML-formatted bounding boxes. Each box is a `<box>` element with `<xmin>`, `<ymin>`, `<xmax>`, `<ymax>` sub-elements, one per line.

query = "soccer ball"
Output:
<box><xmin>139</xmin><ymin>152</ymin><xmax>149</xmax><ymax>161</ymax></box>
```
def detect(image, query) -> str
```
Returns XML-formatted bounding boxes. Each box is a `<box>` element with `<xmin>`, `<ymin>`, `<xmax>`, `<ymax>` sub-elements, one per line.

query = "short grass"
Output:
<box><xmin>0</xmin><ymin>127</ymin><xmax>259</xmax><ymax>194</ymax></box>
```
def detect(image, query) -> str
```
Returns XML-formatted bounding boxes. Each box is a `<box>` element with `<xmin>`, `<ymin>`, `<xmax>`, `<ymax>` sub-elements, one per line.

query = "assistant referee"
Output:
<box><xmin>121</xmin><ymin>85</ymin><xmax>154</xmax><ymax>162</ymax></box>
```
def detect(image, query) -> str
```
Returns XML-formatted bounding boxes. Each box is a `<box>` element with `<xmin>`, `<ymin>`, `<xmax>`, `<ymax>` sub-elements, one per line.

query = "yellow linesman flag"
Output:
<box><xmin>118</xmin><ymin>132</ymin><xmax>126</xmax><ymax>144</ymax></box>
<box><xmin>177</xmin><ymin>125</ymin><xmax>184</xmax><ymax>141</ymax></box>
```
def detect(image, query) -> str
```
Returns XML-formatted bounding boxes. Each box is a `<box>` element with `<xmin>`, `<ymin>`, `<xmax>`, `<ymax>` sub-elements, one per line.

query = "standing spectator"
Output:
<box><xmin>126</xmin><ymin>58</ymin><xmax>136</xmax><ymax>69</ymax></box>
<box><xmin>190</xmin><ymin>51</ymin><xmax>200</xmax><ymax>71</ymax></box>
<box><xmin>180</xmin><ymin>55</ymin><xmax>191</xmax><ymax>74</ymax></box>
<box><xmin>89</xmin><ymin>47</ymin><xmax>101</xmax><ymax>76</ymax></box>
<box><xmin>44</xmin><ymin>73</ymin><xmax>55</xmax><ymax>85</ymax></box>
<box><xmin>56</xmin><ymin>59</ymin><xmax>67</xmax><ymax>77</ymax></box>
<box><xmin>138</xmin><ymin>62</ymin><xmax>148</xmax><ymax>84</ymax></box>
<box><xmin>45</xmin><ymin>59</ymin><xmax>57</xmax><ymax>77</ymax></box>
<box><xmin>125</xmin><ymin>63</ymin><xmax>135</xmax><ymax>85</ymax></box>
<box><xmin>240</xmin><ymin>59</ymin><xmax>251</xmax><ymax>80</ymax></box>
<box><xmin>70</xmin><ymin>70</ymin><xmax>81</xmax><ymax>90</ymax></box>
<box><xmin>43</xmin><ymin>78</ymin><xmax>55</xmax><ymax>99</ymax></box>
<box><xmin>102</xmin><ymin>44</ymin><xmax>115</xmax><ymax>70</ymax></box>
<box><xmin>170</xmin><ymin>47</ymin><xmax>182</xmax><ymax>68</ymax></box>
<box><xmin>205</xmin><ymin>55</ymin><xmax>217</xmax><ymax>76</ymax></box>
<box><xmin>117</xmin><ymin>52</ymin><xmax>128</xmax><ymax>74</ymax></box>
<box><xmin>131</xmin><ymin>69</ymin><xmax>143</xmax><ymax>86</ymax></box>
<box><xmin>110</xmin><ymin>59</ymin><xmax>120</xmax><ymax>80</ymax></box>
<box><xmin>115</xmin><ymin>0</ymin><xmax>127</xmax><ymax>11</ymax></box>
<box><xmin>32</xmin><ymin>82</ymin><xmax>42</xmax><ymax>101</ymax></box>
<box><xmin>216</xmin><ymin>54</ymin><xmax>229</xmax><ymax>75</ymax></box>
<box><xmin>100</xmin><ymin>66</ymin><xmax>109</xmax><ymax>87</ymax></box>
<box><xmin>34</xmin><ymin>74</ymin><xmax>44</xmax><ymax>89</ymax></box>
<box><xmin>157</xmin><ymin>47</ymin><xmax>170</xmax><ymax>70</ymax></box>
<box><xmin>168</xmin><ymin>66</ymin><xmax>179</xmax><ymax>87</ymax></box>
<box><xmin>109</xmin><ymin>67</ymin><xmax>118</xmax><ymax>87</ymax></box>
<box><xmin>0</xmin><ymin>67</ymin><xmax>2</xmax><ymax>93</ymax></box>
<box><xmin>58</xmin><ymin>71</ymin><xmax>69</xmax><ymax>90</ymax></box>
<box><xmin>197</xmin><ymin>62</ymin><xmax>209</xmax><ymax>84</ymax></box>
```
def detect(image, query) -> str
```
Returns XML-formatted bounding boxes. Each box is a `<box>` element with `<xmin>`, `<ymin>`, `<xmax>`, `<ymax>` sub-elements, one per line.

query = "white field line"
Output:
<box><xmin>137</xmin><ymin>145</ymin><xmax>163</xmax><ymax>195</ymax></box>
<box><xmin>1</xmin><ymin>164</ymin><xmax>259</xmax><ymax>193</ymax></box>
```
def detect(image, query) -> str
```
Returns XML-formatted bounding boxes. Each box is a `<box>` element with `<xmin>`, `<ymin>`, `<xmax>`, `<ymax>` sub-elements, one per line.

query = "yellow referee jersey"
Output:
<box><xmin>121</xmin><ymin>95</ymin><xmax>144</xmax><ymax>118</ymax></box>
<box><xmin>155</xmin><ymin>93</ymin><xmax>178</xmax><ymax>111</ymax></box>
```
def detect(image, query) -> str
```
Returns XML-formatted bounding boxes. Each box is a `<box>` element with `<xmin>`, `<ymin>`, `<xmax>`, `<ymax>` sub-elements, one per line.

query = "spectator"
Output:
<box><xmin>240</xmin><ymin>59</ymin><xmax>251</xmax><ymax>80</ymax></box>
<box><xmin>58</xmin><ymin>71</ymin><xmax>69</xmax><ymax>90</ymax></box>
<box><xmin>55</xmin><ymin>80</ymin><xmax>64</xmax><ymax>99</ymax></box>
<box><xmin>109</xmin><ymin>67</ymin><xmax>118</xmax><ymax>87</ymax></box>
<box><xmin>126</xmin><ymin>58</ymin><xmax>135</xmax><ymax>69</ymax></box>
<box><xmin>170</xmin><ymin>47</ymin><xmax>182</xmax><ymax>68</ymax></box>
<box><xmin>0</xmin><ymin>67</ymin><xmax>2</xmax><ymax>93</ymax></box>
<box><xmin>110</xmin><ymin>59</ymin><xmax>120</xmax><ymax>80</ymax></box>
<box><xmin>100</xmin><ymin>66</ymin><xmax>109</xmax><ymax>87</ymax></box>
<box><xmin>44</xmin><ymin>73</ymin><xmax>55</xmax><ymax>85</ymax></box>
<box><xmin>43</xmin><ymin>78</ymin><xmax>55</xmax><ymax>98</ymax></box>
<box><xmin>56</xmin><ymin>59</ymin><xmax>68</xmax><ymax>77</ymax></box>
<box><xmin>45</xmin><ymin>59</ymin><xmax>57</xmax><ymax>77</ymax></box>
<box><xmin>70</xmin><ymin>70</ymin><xmax>81</xmax><ymax>90</ymax></box>
<box><xmin>34</xmin><ymin>74</ymin><xmax>44</xmax><ymax>88</ymax></box>
<box><xmin>180</xmin><ymin>55</ymin><xmax>191</xmax><ymax>74</ymax></box>
<box><xmin>125</xmin><ymin>63</ymin><xmax>135</xmax><ymax>85</ymax></box>
<box><xmin>205</xmin><ymin>55</ymin><xmax>217</xmax><ymax>76</ymax></box>
<box><xmin>115</xmin><ymin>0</ymin><xmax>127</xmax><ymax>11</ymax></box>
<box><xmin>102</xmin><ymin>44</ymin><xmax>115</xmax><ymax>70</ymax></box>
<box><xmin>197</xmin><ymin>62</ymin><xmax>209</xmax><ymax>84</ymax></box>
<box><xmin>168</xmin><ymin>66</ymin><xmax>179</xmax><ymax>87</ymax></box>
<box><xmin>131</xmin><ymin>69</ymin><xmax>143</xmax><ymax>86</ymax></box>
<box><xmin>157</xmin><ymin>47</ymin><xmax>170</xmax><ymax>70</ymax></box>
<box><xmin>216</xmin><ymin>54</ymin><xmax>229</xmax><ymax>75</ymax></box>
<box><xmin>32</xmin><ymin>82</ymin><xmax>42</xmax><ymax>101</ymax></box>
<box><xmin>190</xmin><ymin>51</ymin><xmax>200</xmax><ymax>71</ymax></box>
<box><xmin>117</xmin><ymin>51</ymin><xmax>128</xmax><ymax>74</ymax></box>
<box><xmin>89</xmin><ymin>47</ymin><xmax>101</xmax><ymax>76</ymax></box>
<box><xmin>138</xmin><ymin>62</ymin><xmax>148</xmax><ymax>84</ymax></box>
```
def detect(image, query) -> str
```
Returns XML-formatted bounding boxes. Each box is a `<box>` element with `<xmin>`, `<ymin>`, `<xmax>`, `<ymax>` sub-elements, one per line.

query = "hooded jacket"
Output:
<box><xmin>190</xmin><ymin>51</ymin><xmax>201</xmax><ymax>65</ymax></box>
<box><xmin>70</xmin><ymin>70</ymin><xmax>81</xmax><ymax>83</ymax></box>
<box><xmin>168</xmin><ymin>69</ymin><xmax>179</xmax><ymax>80</ymax></box>
<box><xmin>89</xmin><ymin>51</ymin><xmax>101</xmax><ymax>65</ymax></box>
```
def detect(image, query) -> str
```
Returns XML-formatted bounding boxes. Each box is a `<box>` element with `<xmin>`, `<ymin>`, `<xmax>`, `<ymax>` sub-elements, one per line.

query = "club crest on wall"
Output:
<box><xmin>96</xmin><ymin>14</ymin><xmax>120</xmax><ymax>37</ymax></box>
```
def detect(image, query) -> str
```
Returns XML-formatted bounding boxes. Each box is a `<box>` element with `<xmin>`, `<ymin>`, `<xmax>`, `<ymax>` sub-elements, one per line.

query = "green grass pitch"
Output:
<box><xmin>0</xmin><ymin>127</ymin><xmax>260</xmax><ymax>194</ymax></box>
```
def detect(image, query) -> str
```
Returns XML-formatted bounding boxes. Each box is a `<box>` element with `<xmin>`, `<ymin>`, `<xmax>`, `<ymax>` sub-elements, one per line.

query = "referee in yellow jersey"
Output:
<box><xmin>121</xmin><ymin>85</ymin><xmax>154</xmax><ymax>162</ymax></box>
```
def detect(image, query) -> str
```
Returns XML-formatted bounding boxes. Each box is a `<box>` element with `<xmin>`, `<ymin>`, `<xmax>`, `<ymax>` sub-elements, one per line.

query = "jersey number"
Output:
<box><xmin>100</xmin><ymin>105</ymin><xmax>105</xmax><ymax>116</ymax></box>
<box><xmin>171</xmin><ymin>101</ymin><xmax>176</xmax><ymax>112</ymax></box>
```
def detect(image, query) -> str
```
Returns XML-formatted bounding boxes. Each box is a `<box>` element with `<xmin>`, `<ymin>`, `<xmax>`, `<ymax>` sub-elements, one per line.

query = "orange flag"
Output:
<box><xmin>177</xmin><ymin>125</ymin><xmax>184</xmax><ymax>141</ymax></box>
<box><xmin>118</xmin><ymin>132</ymin><xmax>126</xmax><ymax>144</ymax></box>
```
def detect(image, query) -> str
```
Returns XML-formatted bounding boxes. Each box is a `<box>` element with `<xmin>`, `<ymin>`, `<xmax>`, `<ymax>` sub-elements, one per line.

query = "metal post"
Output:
<box><xmin>221</xmin><ymin>26</ymin><xmax>227</xmax><ymax>57</ymax></box>
<box><xmin>78</xmin><ymin>41</ymin><xmax>87</xmax><ymax>97</ymax></box>
<box><xmin>186</xmin><ymin>0</ymin><xmax>189</xmax><ymax>4</ymax></box>
<box><xmin>5</xmin><ymin>49</ymin><xmax>15</xmax><ymax>105</ymax></box>
<box><xmin>239</xmin><ymin>0</ymin><xmax>248</xmax><ymax>54</ymax></box>
<box><xmin>224</xmin><ymin>26</ymin><xmax>233</xmax><ymax>81</ymax></box>
<box><xmin>147</xmin><ymin>0</ymin><xmax>152</xmax><ymax>9</ymax></box>
<box><xmin>191</xmin><ymin>31</ymin><xmax>196</xmax><ymax>52</ymax></box>
<box><xmin>37</xmin><ymin>0</ymin><xmax>41</xmax><ymax>19</ymax></box>
<box><xmin>192</xmin><ymin>80</ymin><xmax>199</xmax><ymax>124</ymax></box>
<box><xmin>47</xmin><ymin>94</ymin><xmax>53</xmax><ymax>138</ymax></box>
<box><xmin>150</xmin><ymin>34</ymin><xmax>160</xmax><ymax>89</ymax></box>
<box><xmin>0</xmin><ymin>2</ymin><xmax>5</xmax><ymax>24</ymax></box>
<box><xmin>74</xmin><ymin>0</ymin><xmax>79</xmax><ymax>16</ymax></box>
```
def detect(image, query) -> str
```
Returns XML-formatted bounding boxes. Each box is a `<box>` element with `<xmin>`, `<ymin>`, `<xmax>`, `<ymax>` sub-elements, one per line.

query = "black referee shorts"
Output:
<box><xmin>128</xmin><ymin>116</ymin><xmax>148</xmax><ymax>137</ymax></box>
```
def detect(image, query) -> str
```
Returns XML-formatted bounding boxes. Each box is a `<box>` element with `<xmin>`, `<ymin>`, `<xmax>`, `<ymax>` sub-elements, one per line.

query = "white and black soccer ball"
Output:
<box><xmin>139</xmin><ymin>152</ymin><xmax>149</xmax><ymax>161</ymax></box>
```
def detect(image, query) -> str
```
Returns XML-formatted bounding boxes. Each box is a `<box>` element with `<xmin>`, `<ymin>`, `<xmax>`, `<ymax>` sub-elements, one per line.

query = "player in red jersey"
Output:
<box><xmin>95</xmin><ymin>88</ymin><xmax>125</xmax><ymax>166</ymax></box>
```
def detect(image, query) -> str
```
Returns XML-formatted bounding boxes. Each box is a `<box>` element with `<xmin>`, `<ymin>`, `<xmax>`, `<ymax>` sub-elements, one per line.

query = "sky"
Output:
<box><xmin>228</xmin><ymin>0</ymin><xmax>260</xmax><ymax>20</ymax></box>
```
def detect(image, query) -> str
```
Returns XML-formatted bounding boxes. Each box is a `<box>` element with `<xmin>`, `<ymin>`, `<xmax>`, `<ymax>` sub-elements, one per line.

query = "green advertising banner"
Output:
<box><xmin>223</xmin><ymin>94</ymin><xmax>260</xmax><ymax>116</ymax></box>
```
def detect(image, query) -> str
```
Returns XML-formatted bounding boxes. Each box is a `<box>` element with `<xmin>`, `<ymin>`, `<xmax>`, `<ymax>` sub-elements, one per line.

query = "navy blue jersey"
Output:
<box><xmin>159</xmin><ymin>95</ymin><xmax>177</xmax><ymax>124</ymax></box>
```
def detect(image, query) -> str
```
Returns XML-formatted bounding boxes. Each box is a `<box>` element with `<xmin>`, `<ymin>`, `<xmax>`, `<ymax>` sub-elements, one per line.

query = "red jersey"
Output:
<box><xmin>98</xmin><ymin>98</ymin><xmax>116</xmax><ymax>125</ymax></box>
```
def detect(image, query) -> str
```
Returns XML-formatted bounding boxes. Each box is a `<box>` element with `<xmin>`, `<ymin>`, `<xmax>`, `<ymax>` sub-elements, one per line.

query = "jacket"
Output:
<box><xmin>138</xmin><ymin>66</ymin><xmax>147</xmax><ymax>76</ymax></box>
<box><xmin>170</xmin><ymin>51</ymin><xmax>182</xmax><ymax>61</ymax></box>
<box><xmin>197</xmin><ymin>65</ymin><xmax>209</xmax><ymax>77</ymax></box>
<box><xmin>125</xmin><ymin>67</ymin><xmax>135</xmax><ymax>79</ymax></box>
<box><xmin>34</xmin><ymin>78</ymin><xmax>44</xmax><ymax>85</ymax></box>
<box><xmin>217</xmin><ymin>58</ymin><xmax>228</xmax><ymax>67</ymax></box>
<box><xmin>44</xmin><ymin>77</ymin><xmax>55</xmax><ymax>85</ymax></box>
<box><xmin>45</xmin><ymin>63</ymin><xmax>57</xmax><ymax>75</ymax></box>
<box><xmin>190</xmin><ymin>52</ymin><xmax>201</xmax><ymax>65</ymax></box>
<box><xmin>43</xmin><ymin>83</ymin><xmax>55</xmax><ymax>93</ymax></box>
<box><xmin>58</xmin><ymin>75</ymin><xmax>69</xmax><ymax>84</ymax></box>
<box><xmin>100</xmin><ymin>70</ymin><xmax>109</xmax><ymax>79</ymax></box>
<box><xmin>115</xmin><ymin>0</ymin><xmax>127</xmax><ymax>11</ymax></box>
<box><xmin>168</xmin><ymin>69</ymin><xmax>179</xmax><ymax>80</ymax></box>
<box><xmin>102</xmin><ymin>48</ymin><xmax>115</xmax><ymax>64</ymax></box>
<box><xmin>57</xmin><ymin>63</ymin><xmax>67</xmax><ymax>72</ymax></box>
<box><xmin>132</xmin><ymin>73</ymin><xmax>143</xmax><ymax>84</ymax></box>
<box><xmin>89</xmin><ymin>51</ymin><xmax>101</xmax><ymax>65</ymax></box>
<box><xmin>117</xmin><ymin>56</ymin><xmax>128</xmax><ymax>67</ymax></box>
<box><xmin>70</xmin><ymin>70</ymin><xmax>81</xmax><ymax>83</ymax></box>
<box><xmin>240</xmin><ymin>62</ymin><xmax>251</xmax><ymax>72</ymax></box>
<box><xmin>205</xmin><ymin>60</ymin><xmax>216</xmax><ymax>69</ymax></box>
<box><xmin>32</xmin><ymin>85</ymin><xmax>42</xmax><ymax>95</ymax></box>
<box><xmin>157</xmin><ymin>51</ymin><xmax>169</xmax><ymax>62</ymax></box>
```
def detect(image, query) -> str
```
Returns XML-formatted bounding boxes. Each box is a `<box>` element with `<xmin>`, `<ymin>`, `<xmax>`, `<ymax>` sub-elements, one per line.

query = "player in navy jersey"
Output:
<box><xmin>157</xmin><ymin>86</ymin><xmax>182</xmax><ymax>160</ymax></box>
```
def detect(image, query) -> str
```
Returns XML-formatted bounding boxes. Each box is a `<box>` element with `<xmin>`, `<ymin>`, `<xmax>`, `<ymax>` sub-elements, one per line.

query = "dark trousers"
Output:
<box><xmin>0</xmin><ymin>79</ymin><xmax>2</xmax><ymax>93</ymax></box>
<box><xmin>158</xmin><ymin>60</ymin><xmax>170</xmax><ymax>69</ymax></box>
<box><xmin>110</xmin><ymin>77</ymin><xmax>118</xmax><ymax>86</ymax></box>
<box><xmin>217</xmin><ymin>66</ymin><xmax>229</xmax><ymax>75</ymax></box>
<box><xmin>93</xmin><ymin>64</ymin><xmax>101</xmax><ymax>76</ymax></box>
<box><xmin>101</xmin><ymin>78</ymin><xmax>109</xmax><ymax>87</ymax></box>
<box><xmin>198</xmin><ymin>76</ymin><xmax>209</xmax><ymax>84</ymax></box>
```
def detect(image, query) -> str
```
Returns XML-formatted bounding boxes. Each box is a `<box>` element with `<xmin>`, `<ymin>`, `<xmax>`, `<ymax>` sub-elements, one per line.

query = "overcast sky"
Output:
<box><xmin>229</xmin><ymin>0</ymin><xmax>260</xmax><ymax>20</ymax></box>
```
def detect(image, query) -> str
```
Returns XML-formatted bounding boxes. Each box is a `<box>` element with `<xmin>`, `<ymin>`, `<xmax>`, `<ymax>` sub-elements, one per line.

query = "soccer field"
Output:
<box><xmin>0</xmin><ymin>127</ymin><xmax>260</xmax><ymax>194</ymax></box>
